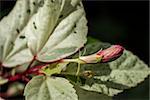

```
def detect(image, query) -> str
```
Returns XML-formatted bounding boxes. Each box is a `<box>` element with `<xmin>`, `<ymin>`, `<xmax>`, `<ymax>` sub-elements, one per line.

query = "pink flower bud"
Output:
<box><xmin>62</xmin><ymin>45</ymin><xmax>124</xmax><ymax>64</ymax></box>
<box><xmin>97</xmin><ymin>45</ymin><xmax>124</xmax><ymax>62</ymax></box>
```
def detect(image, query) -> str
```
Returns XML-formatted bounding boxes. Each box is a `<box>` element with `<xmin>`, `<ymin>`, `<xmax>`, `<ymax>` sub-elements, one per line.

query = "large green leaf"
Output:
<box><xmin>0</xmin><ymin>0</ymin><xmax>40</xmax><ymax>62</ymax></box>
<box><xmin>81</xmin><ymin>50</ymin><xmax>150</xmax><ymax>96</ymax></box>
<box><xmin>4</xmin><ymin>0</ymin><xmax>62</xmax><ymax>67</ymax></box>
<box><xmin>25</xmin><ymin>0</ymin><xmax>62</xmax><ymax>55</ymax></box>
<box><xmin>0</xmin><ymin>0</ymin><xmax>46</xmax><ymax>67</ymax></box>
<box><xmin>37</xmin><ymin>7</ymin><xmax>87</xmax><ymax>62</ymax></box>
<box><xmin>24</xmin><ymin>0</ymin><xmax>87</xmax><ymax>60</ymax></box>
<box><xmin>3</xmin><ymin>48</ymin><xmax>33</xmax><ymax>67</ymax></box>
<box><xmin>0</xmin><ymin>0</ymin><xmax>30</xmax><ymax>61</ymax></box>
<box><xmin>1</xmin><ymin>0</ymin><xmax>87</xmax><ymax>67</ymax></box>
<box><xmin>64</xmin><ymin>37</ymin><xmax>150</xmax><ymax>96</ymax></box>
<box><xmin>24</xmin><ymin>75</ymin><xmax>78</xmax><ymax>100</ymax></box>
<box><xmin>37</xmin><ymin>1</ymin><xmax>87</xmax><ymax>62</ymax></box>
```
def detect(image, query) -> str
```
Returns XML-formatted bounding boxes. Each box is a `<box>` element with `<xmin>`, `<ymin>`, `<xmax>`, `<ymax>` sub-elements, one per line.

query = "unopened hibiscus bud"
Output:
<box><xmin>62</xmin><ymin>45</ymin><xmax>124</xmax><ymax>64</ymax></box>
<box><xmin>79</xmin><ymin>45</ymin><xmax>124</xmax><ymax>63</ymax></box>
<box><xmin>97</xmin><ymin>45</ymin><xmax>124</xmax><ymax>62</ymax></box>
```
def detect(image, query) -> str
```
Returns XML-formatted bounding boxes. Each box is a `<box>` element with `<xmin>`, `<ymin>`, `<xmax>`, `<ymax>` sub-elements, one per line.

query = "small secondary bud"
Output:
<box><xmin>82</xmin><ymin>70</ymin><xmax>95</xmax><ymax>78</ymax></box>
<box><xmin>97</xmin><ymin>45</ymin><xmax>124</xmax><ymax>62</ymax></box>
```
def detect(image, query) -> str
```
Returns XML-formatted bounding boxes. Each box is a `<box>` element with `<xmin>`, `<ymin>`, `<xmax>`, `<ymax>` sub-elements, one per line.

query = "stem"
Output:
<box><xmin>27</xmin><ymin>56</ymin><xmax>36</xmax><ymax>68</ymax></box>
<box><xmin>7</xmin><ymin>64</ymin><xmax>47</xmax><ymax>82</ymax></box>
<box><xmin>26</xmin><ymin>64</ymin><xmax>46</xmax><ymax>74</ymax></box>
<box><xmin>61</xmin><ymin>58</ymin><xmax>85</xmax><ymax>64</ymax></box>
<box><xmin>61</xmin><ymin>59</ymin><xmax>79</xmax><ymax>63</ymax></box>
<box><xmin>76</xmin><ymin>62</ymin><xmax>81</xmax><ymax>76</ymax></box>
<box><xmin>8</xmin><ymin>74</ymin><xmax>22</xmax><ymax>82</ymax></box>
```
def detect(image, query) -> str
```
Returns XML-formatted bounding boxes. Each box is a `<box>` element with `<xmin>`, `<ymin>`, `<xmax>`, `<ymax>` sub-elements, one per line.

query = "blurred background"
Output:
<box><xmin>0</xmin><ymin>0</ymin><xmax>149</xmax><ymax>100</ymax></box>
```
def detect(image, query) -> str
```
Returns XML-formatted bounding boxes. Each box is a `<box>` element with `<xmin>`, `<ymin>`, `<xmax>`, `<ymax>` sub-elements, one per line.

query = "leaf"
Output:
<box><xmin>0</xmin><ymin>0</ymin><xmax>45</xmax><ymax>67</ymax></box>
<box><xmin>3</xmin><ymin>48</ymin><xmax>33</xmax><ymax>67</ymax></box>
<box><xmin>0</xmin><ymin>0</ymin><xmax>87</xmax><ymax>67</ymax></box>
<box><xmin>25</xmin><ymin>0</ymin><xmax>62</xmax><ymax>55</ymax></box>
<box><xmin>75</xmin><ymin>86</ymin><xmax>112</xmax><ymax>100</ymax></box>
<box><xmin>0</xmin><ymin>0</ymin><xmax>29</xmax><ymax>61</ymax></box>
<box><xmin>24</xmin><ymin>75</ymin><xmax>78</xmax><ymax>100</ymax></box>
<box><xmin>0</xmin><ymin>0</ymin><xmax>39</xmax><ymax>62</ymax></box>
<box><xmin>57</xmin><ymin>0</ymin><xmax>80</xmax><ymax>23</ymax></box>
<box><xmin>37</xmin><ymin>3</ymin><xmax>87</xmax><ymax>62</ymax></box>
<box><xmin>64</xmin><ymin>37</ymin><xmax>150</xmax><ymax>96</ymax></box>
<box><xmin>81</xmin><ymin>44</ymin><xmax>150</xmax><ymax>96</ymax></box>
<box><xmin>24</xmin><ymin>0</ymin><xmax>82</xmax><ymax>56</ymax></box>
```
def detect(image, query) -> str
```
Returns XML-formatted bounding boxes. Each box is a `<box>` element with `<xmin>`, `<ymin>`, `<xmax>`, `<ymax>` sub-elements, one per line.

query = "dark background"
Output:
<box><xmin>0</xmin><ymin>0</ymin><xmax>149</xmax><ymax>100</ymax></box>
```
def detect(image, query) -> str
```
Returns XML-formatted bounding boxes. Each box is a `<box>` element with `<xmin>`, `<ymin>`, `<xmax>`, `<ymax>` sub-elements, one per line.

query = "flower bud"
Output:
<box><xmin>62</xmin><ymin>45</ymin><xmax>124</xmax><ymax>64</ymax></box>
<box><xmin>97</xmin><ymin>45</ymin><xmax>124</xmax><ymax>62</ymax></box>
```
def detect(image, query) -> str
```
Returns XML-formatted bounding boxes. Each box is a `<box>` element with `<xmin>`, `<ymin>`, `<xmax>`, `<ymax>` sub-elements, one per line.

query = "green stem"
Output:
<box><xmin>61</xmin><ymin>58</ymin><xmax>85</xmax><ymax>64</ymax></box>
<box><xmin>76</xmin><ymin>62</ymin><xmax>81</xmax><ymax>76</ymax></box>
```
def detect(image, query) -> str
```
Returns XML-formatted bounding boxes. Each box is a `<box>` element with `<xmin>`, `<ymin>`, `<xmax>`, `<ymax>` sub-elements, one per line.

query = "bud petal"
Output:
<box><xmin>97</xmin><ymin>45</ymin><xmax>124</xmax><ymax>62</ymax></box>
